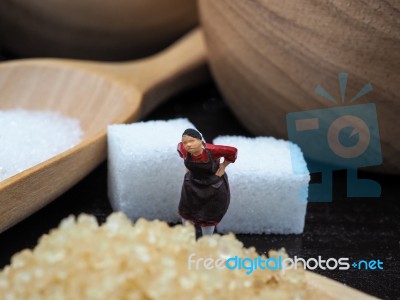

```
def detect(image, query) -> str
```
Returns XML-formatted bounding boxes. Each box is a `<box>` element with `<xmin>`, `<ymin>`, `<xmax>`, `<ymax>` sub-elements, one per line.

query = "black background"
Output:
<box><xmin>0</xmin><ymin>81</ymin><xmax>399</xmax><ymax>299</ymax></box>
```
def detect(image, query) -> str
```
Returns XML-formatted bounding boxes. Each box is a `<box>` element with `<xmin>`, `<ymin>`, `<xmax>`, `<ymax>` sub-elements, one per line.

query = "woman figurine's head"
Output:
<box><xmin>181</xmin><ymin>128</ymin><xmax>205</xmax><ymax>155</ymax></box>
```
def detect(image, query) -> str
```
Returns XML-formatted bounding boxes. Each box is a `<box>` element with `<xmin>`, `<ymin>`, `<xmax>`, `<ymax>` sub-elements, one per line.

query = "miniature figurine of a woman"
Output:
<box><xmin>177</xmin><ymin>128</ymin><xmax>237</xmax><ymax>236</ymax></box>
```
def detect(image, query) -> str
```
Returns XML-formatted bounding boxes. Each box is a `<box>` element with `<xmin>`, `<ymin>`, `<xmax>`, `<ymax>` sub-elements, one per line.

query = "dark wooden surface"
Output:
<box><xmin>0</xmin><ymin>83</ymin><xmax>399</xmax><ymax>299</ymax></box>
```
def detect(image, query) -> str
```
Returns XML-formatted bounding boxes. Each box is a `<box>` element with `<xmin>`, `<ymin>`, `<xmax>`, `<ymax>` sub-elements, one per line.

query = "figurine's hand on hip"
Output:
<box><xmin>215</xmin><ymin>160</ymin><xmax>231</xmax><ymax>177</ymax></box>
<box><xmin>215</xmin><ymin>167</ymin><xmax>225</xmax><ymax>177</ymax></box>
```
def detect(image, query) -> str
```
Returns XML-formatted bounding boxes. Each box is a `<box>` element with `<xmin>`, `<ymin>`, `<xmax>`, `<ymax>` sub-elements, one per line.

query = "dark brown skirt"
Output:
<box><xmin>178</xmin><ymin>172</ymin><xmax>230</xmax><ymax>226</ymax></box>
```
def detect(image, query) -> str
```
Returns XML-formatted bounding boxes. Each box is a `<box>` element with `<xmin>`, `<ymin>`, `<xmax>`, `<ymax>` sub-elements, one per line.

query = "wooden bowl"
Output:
<box><xmin>0</xmin><ymin>0</ymin><xmax>197</xmax><ymax>60</ymax></box>
<box><xmin>199</xmin><ymin>0</ymin><xmax>400</xmax><ymax>174</ymax></box>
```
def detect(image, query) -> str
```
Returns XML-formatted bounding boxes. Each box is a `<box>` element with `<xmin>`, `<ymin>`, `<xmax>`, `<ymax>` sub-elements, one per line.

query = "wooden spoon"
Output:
<box><xmin>0</xmin><ymin>28</ymin><xmax>207</xmax><ymax>233</ymax></box>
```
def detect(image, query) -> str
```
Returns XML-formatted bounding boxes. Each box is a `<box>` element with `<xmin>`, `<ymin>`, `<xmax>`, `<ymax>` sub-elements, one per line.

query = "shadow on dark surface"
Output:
<box><xmin>0</xmin><ymin>83</ymin><xmax>399</xmax><ymax>299</ymax></box>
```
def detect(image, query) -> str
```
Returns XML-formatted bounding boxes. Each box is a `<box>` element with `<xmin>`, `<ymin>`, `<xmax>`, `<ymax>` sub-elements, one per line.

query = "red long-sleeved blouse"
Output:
<box><xmin>177</xmin><ymin>142</ymin><xmax>237</xmax><ymax>163</ymax></box>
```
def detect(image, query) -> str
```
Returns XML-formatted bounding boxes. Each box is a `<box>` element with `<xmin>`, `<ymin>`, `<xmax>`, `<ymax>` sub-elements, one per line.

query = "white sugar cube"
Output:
<box><xmin>213</xmin><ymin>136</ymin><xmax>309</xmax><ymax>234</ymax></box>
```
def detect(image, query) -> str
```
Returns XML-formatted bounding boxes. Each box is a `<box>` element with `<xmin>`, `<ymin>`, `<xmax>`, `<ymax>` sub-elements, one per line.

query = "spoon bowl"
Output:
<box><xmin>0</xmin><ymin>29</ymin><xmax>207</xmax><ymax>232</ymax></box>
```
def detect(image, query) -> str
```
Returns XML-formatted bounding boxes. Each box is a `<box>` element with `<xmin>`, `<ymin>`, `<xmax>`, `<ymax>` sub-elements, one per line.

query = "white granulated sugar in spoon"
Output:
<box><xmin>0</xmin><ymin>109</ymin><xmax>82</xmax><ymax>181</ymax></box>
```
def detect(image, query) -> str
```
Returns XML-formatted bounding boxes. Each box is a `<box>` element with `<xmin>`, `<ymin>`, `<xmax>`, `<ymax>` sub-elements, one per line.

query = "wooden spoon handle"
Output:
<box><xmin>119</xmin><ymin>28</ymin><xmax>209</xmax><ymax>117</ymax></box>
<box><xmin>305</xmin><ymin>271</ymin><xmax>379</xmax><ymax>299</ymax></box>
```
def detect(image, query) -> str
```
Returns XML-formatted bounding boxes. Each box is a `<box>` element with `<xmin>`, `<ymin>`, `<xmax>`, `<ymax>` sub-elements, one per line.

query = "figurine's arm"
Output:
<box><xmin>215</xmin><ymin>159</ymin><xmax>232</xmax><ymax>177</ymax></box>
<box><xmin>206</xmin><ymin>143</ymin><xmax>237</xmax><ymax>163</ymax></box>
<box><xmin>177</xmin><ymin>142</ymin><xmax>187</xmax><ymax>159</ymax></box>
<box><xmin>207</xmin><ymin>143</ymin><xmax>238</xmax><ymax>177</ymax></box>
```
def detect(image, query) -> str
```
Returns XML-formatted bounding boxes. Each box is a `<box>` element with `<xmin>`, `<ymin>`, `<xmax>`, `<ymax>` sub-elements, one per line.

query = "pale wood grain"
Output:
<box><xmin>305</xmin><ymin>271</ymin><xmax>379</xmax><ymax>299</ymax></box>
<box><xmin>0</xmin><ymin>28</ymin><xmax>208</xmax><ymax>233</ymax></box>
<box><xmin>199</xmin><ymin>0</ymin><xmax>400</xmax><ymax>173</ymax></box>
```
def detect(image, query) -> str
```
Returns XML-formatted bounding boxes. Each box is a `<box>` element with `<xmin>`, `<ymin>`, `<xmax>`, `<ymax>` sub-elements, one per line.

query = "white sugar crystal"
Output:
<box><xmin>107</xmin><ymin>119</ymin><xmax>309</xmax><ymax>234</ymax></box>
<box><xmin>107</xmin><ymin>118</ymin><xmax>195</xmax><ymax>223</ymax></box>
<box><xmin>0</xmin><ymin>109</ymin><xmax>82</xmax><ymax>181</ymax></box>
<box><xmin>214</xmin><ymin>136</ymin><xmax>309</xmax><ymax>234</ymax></box>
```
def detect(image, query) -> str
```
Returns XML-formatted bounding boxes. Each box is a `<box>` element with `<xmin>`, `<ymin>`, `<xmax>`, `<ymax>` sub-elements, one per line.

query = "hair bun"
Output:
<box><xmin>182</xmin><ymin>128</ymin><xmax>202</xmax><ymax>140</ymax></box>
